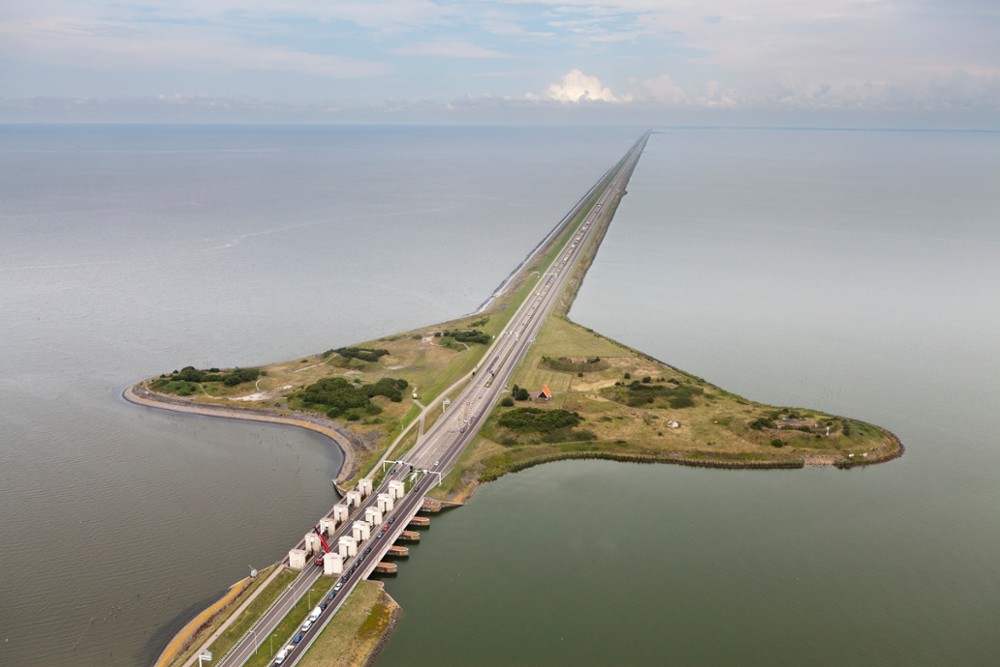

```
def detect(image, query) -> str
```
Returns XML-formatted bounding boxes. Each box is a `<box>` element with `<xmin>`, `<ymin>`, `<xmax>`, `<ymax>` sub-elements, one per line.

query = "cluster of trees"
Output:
<box><xmin>510</xmin><ymin>384</ymin><xmax>531</xmax><ymax>401</ymax></box>
<box><xmin>324</xmin><ymin>347</ymin><xmax>390</xmax><ymax>363</ymax></box>
<box><xmin>438</xmin><ymin>329</ymin><xmax>491</xmax><ymax>345</ymax></box>
<box><xmin>297</xmin><ymin>376</ymin><xmax>408</xmax><ymax>419</ymax></box>
<box><xmin>608</xmin><ymin>379</ymin><xmax>702</xmax><ymax>409</ymax></box>
<box><xmin>163</xmin><ymin>366</ymin><xmax>260</xmax><ymax>387</ymax></box>
<box><xmin>498</xmin><ymin>407</ymin><xmax>582</xmax><ymax>433</ymax></box>
<box><xmin>542</xmin><ymin>355</ymin><xmax>608</xmax><ymax>373</ymax></box>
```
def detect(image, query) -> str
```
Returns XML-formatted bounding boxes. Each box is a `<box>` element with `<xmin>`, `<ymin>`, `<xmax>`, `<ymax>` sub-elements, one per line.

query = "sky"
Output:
<box><xmin>2</xmin><ymin>0</ymin><xmax>998</xmax><ymax>125</ymax></box>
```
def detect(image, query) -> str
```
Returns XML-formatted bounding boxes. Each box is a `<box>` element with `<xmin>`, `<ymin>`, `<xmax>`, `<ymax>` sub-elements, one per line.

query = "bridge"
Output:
<box><xmin>201</xmin><ymin>131</ymin><xmax>650</xmax><ymax>667</ymax></box>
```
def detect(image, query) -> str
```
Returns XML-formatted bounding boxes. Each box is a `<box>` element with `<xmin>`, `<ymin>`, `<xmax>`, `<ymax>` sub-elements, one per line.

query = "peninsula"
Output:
<box><xmin>129</xmin><ymin>131</ymin><xmax>902</xmax><ymax>667</ymax></box>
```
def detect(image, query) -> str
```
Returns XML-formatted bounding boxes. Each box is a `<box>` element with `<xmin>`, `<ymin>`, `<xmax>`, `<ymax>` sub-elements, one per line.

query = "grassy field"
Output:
<box><xmin>244</xmin><ymin>578</ymin><xmax>334</xmax><ymax>667</ymax></box>
<box><xmin>434</xmin><ymin>313</ymin><xmax>902</xmax><ymax>499</ymax></box>
<box><xmin>297</xmin><ymin>582</ymin><xmax>398</xmax><ymax>667</ymax></box>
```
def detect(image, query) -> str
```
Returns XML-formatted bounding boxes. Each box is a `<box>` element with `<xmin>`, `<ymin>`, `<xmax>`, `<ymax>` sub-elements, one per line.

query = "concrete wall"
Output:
<box><xmin>358</xmin><ymin>478</ymin><xmax>373</xmax><ymax>497</ymax></box>
<box><xmin>345</xmin><ymin>490</ymin><xmax>362</xmax><ymax>507</ymax></box>
<box><xmin>352</xmin><ymin>520</ymin><xmax>371</xmax><ymax>542</ymax></box>
<box><xmin>319</xmin><ymin>517</ymin><xmax>337</xmax><ymax>535</ymax></box>
<box><xmin>304</xmin><ymin>531</ymin><xmax>320</xmax><ymax>554</ymax></box>
<box><xmin>377</xmin><ymin>493</ymin><xmax>394</xmax><ymax>513</ymax></box>
<box><xmin>289</xmin><ymin>549</ymin><xmax>307</xmax><ymax>571</ymax></box>
<box><xmin>338</xmin><ymin>536</ymin><xmax>357</xmax><ymax>557</ymax></box>
<box><xmin>323</xmin><ymin>552</ymin><xmax>344</xmax><ymax>576</ymax></box>
<box><xmin>388</xmin><ymin>480</ymin><xmax>405</xmax><ymax>500</ymax></box>
<box><xmin>365</xmin><ymin>507</ymin><xmax>383</xmax><ymax>526</ymax></box>
<box><xmin>333</xmin><ymin>504</ymin><xmax>349</xmax><ymax>523</ymax></box>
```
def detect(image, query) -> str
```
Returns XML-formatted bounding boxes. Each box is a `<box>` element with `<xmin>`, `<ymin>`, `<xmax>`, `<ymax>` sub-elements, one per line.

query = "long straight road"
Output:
<box><xmin>212</xmin><ymin>131</ymin><xmax>650</xmax><ymax>667</ymax></box>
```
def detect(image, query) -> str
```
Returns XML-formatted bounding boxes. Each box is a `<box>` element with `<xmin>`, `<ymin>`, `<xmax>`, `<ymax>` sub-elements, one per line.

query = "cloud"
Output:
<box><xmin>391</xmin><ymin>40</ymin><xmax>506</xmax><ymax>59</ymax></box>
<box><xmin>538</xmin><ymin>69</ymin><xmax>631</xmax><ymax>103</ymax></box>
<box><xmin>0</xmin><ymin>18</ymin><xmax>387</xmax><ymax>79</ymax></box>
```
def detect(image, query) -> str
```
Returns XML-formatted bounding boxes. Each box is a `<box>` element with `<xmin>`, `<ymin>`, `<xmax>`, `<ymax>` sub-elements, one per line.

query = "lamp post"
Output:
<box><xmin>248</xmin><ymin>628</ymin><xmax>259</xmax><ymax>655</ymax></box>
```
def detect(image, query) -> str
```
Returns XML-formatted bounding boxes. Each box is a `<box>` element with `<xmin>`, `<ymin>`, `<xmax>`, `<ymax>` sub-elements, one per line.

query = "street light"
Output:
<box><xmin>248</xmin><ymin>628</ymin><xmax>259</xmax><ymax>655</ymax></box>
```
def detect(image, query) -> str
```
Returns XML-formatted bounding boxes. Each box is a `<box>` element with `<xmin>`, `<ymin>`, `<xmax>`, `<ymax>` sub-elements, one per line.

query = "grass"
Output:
<box><xmin>244</xmin><ymin>578</ymin><xmax>334</xmax><ymax>667</ymax></box>
<box><xmin>296</xmin><ymin>582</ymin><xmax>397</xmax><ymax>667</ymax></box>
<box><xmin>188</xmin><ymin>568</ymin><xmax>298</xmax><ymax>665</ymax></box>
<box><xmin>436</xmin><ymin>314</ymin><xmax>903</xmax><ymax>499</ymax></box>
<box><xmin>162</xmin><ymin>565</ymin><xmax>282</xmax><ymax>667</ymax></box>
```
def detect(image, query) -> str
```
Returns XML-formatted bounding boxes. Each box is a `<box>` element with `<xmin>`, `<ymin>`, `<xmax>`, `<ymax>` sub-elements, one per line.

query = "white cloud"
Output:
<box><xmin>539</xmin><ymin>69</ymin><xmax>631</xmax><ymax>103</ymax></box>
<box><xmin>391</xmin><ymin>40</ymin><xmax>506</xmax><ymax>59</ymax></box>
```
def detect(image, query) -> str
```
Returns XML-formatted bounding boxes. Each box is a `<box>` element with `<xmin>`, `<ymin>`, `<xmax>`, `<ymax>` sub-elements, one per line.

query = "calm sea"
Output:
<box><xmin>375</xmin><ymin>129</ymin><xmax>1000</xmax><ymax>666</ymax></box>
<box><xmin>0</xmin><ymin>125</ymin><xmax>639</xmax><ymax>666</ymax></box>
<box><xmin>2</xmin><ymin>126</ymin><xmax>997</xmax><ymax>665</ymax></box>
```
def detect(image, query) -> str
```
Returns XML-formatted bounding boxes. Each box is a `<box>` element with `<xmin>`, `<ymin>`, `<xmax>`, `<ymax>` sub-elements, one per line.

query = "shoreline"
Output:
<box><xmin>123</xmin><ymin>382</ymin><xmax>360</xmax><ymax>487</ymax></box>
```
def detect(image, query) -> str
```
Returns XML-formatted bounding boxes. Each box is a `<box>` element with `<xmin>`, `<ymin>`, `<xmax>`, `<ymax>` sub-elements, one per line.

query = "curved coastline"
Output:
<box><xmin>123</xmin><ymin>382</ymin><xmax>358</xmax><ymax>489</ymax></box>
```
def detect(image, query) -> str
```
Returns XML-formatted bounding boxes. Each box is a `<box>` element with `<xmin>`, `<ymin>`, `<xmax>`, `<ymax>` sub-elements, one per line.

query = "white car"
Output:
<box><xmin>301</xmin><ymin>619</ymin><xmax>313</xmax><ymax>632</ymax></box>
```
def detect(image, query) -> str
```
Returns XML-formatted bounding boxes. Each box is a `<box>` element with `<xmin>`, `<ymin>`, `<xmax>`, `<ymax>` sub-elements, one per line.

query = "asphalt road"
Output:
<box><xmin>211</xmin><ymin>131</ymin><xmax>649</xmax><ymax>667</ymax></box>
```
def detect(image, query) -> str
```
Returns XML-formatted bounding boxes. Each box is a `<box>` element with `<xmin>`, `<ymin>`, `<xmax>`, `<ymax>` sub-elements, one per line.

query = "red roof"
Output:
<box><xmin>538</xmin><ymin>385</ymin><xmax>552</xmax><ymax>398</ymax></box>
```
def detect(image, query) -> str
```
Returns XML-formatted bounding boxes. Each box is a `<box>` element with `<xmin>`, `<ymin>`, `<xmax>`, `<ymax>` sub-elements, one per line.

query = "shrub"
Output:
<box><xmin>498</xmin><ymin>408</ymin><xmax>582</xmax><ymax>432</ymax></box>
<box><xmin>500</xmin><ymin>397</ymin><xmax>514</xmax><ymax>407</ymax></box>
<box><xmin>749</xmin><ymin>418</ymin><xmax>775</xmax><ymax>430</ymax></box>
<box><xmin>669</xmin><ymin>395</ymin><xmax>695</xmax><ymax>409</ymax></box>
<box><xmin>770</xmin><ymin>438</ymin><xmax>784</xmax><ymax>448</ymax></box>
<box><xmin>623</xmin><ymin>372</ymin><xmax>631</xmax><ymax>379</ymax></box>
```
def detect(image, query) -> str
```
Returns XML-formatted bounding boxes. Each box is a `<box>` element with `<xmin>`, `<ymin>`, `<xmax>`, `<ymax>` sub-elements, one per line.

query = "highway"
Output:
<box><xmin>211</xmin><ymin>131</ymin><xmax>649</xmax><ymax>667</ymax></box>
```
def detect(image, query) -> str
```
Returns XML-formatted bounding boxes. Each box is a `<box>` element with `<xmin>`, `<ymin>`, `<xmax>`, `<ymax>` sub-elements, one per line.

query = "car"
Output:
<box><xmin>389</xmin><ymin>517</ymin><xmax>396</xmax><ymax>524</ymax></box>
<box><xmin>340</xmin><ymin>575</ymin><xmax>347</xmax><ymax>582</ymax></box>
<box><xmin>382</xmin><ymin>524</ymin><xmax>389</xmax><ymax>532</ymax></box>
<box><xmin>292</xmin><ymin>633</ymin><xmax>303</xmax><ymax>644</ymax></box>
<box><xmin>301</xmin><ymin>619</ymin><xmax>313</xmax><ymax>632</ymax></box>
<box><xmin>434</xmin><ymin>460</ymin><xmax>440</xmax><ymax>466</ymax></box>
<box><xmin>320</xmin><ymin>601</ymin><xmax>328</xmax><ymax>610</ymax></box>
<box><xmin>334</xmin><ymin>582</ymin><xmax>342</xmax><ymax>591</ymax></box>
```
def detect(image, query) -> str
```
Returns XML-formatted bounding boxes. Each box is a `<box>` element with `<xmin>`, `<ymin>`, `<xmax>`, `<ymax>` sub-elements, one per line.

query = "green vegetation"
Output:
<box><xmin>244</xmin><ymin>578</ymin><xmax>332</xmax><ymax>667</ymax></box>
<box><xmin>191</xmin><ymin>568</ymin><xmax>298</xmax><ymax>665</ymax></box>
<box><xmin>604</xmin><ymin>378</ymin><xmax>704</xmax><ymax>409</ymax></box>
<box><xmin>297</xmin><ymin>582</ymin><xmax>397</xmax><ymax>667</ymax></box>
<box><xmin>150</xmin><ymin>365</ymin><xmax>261</xmax><ymax>394</ymax></box>
<box><xmin>439</xmin><ymin>329</ymin><xmax>491</xmax><ymax>345</ymax></box>
<box><xmin>295</xmin><ymin>376</ymin><xmax>409</xmax><ymax>418</ymax></box>
<box><xmin>498</xmin><ymin>407</ymin><xmax>582</xmax><ymax>432</ymax></box>
<box><xmin>541</xmin><ymin>355</ymin><xmax>609</xmax><ymax>373</ymax></box>
<box><xmin>328</xmin><ymin>347</ymin><xmax>390</xmax><ymax>363</ymax></box>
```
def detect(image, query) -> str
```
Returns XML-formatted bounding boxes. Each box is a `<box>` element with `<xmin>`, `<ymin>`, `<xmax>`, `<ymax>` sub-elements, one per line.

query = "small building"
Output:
<box><xmin>536</xmin><ymin>385</ymin><xmax>552</xmax><ymax>401</ymax></box>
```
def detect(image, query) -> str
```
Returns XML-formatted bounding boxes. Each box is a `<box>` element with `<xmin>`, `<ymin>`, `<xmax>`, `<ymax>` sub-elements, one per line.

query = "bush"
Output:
<box><xmin>500</xmin><ymin>397</ymin><xmax>515</xmax><ymax>407</ymax></box>
<box><xmin>334</xmin><ymin>347</ymin><xmax>390</xmax><ymax>363</ymax></box>
<box><xmin>498</xmin><ymin>408</ymin><xmax>582</xmax><ymax>433</ymax></box>
<box><xmin>222</xmin><ymin>368</ymin><xmax>260</xmax><ymax>386</ymax></box>
<box><xmin>623</xmin><ymin>372</ymin><xmax>631</xmax><ymax>379</ymax></box>
<box><xmin>770</xmin><ymin>438</ymin><xmax>784</xmax><ymax>448</ymax></box>
<box><xmin>669</xmin><ymin>395</ymin><xmax>695</xmax><ymax>409</ymax></box>
<box><xmin>749</xmin><ymin>418</ymin><xmax>775</xmax><ymax>430</ymax></box>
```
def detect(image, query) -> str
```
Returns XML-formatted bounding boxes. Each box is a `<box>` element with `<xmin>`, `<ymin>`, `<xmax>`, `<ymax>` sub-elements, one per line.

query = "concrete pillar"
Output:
<box><xmin>345</xmin><ymin>490</ymin><xmax>362</xmax><ymax>508</ymax></box>
<box><xmin>358</xmin><ymin>478</ymin><xmax>373</xmax><ymax>497</ymax></box>
<box><xmin>377</xmin><ymin>493</ymin><xmax>394</xmax><ymax>513</ymax></box>
<box><xmin>332</xmin><ymin>504</ymin><xmax>349</xmax><ymax>523</ymax></box>
<box><xmin>323</xmin><ymin>552</ymin><xmax>344</xmax><ymax>576</ymax></box>
<box><xmin>388</xmin><ymin>480</ymin><xmax>405</xmax><ymax>500</ymax></box>
<box><xmin>338</xmin><ymin>536</ymin><xmax>358</xmax><ymax>558</ymax></box>
<box><xmin>365</xmin><ymin>506</ymin><xmax>383</xmax><ymax>526</ymax></box>
<box><xmin>288</xmin><ymin>549</ymin><xmax>307</xmax><ymax>571</ymax></box>
<box><xmin>319</xmin><ymin>517</ymin><xmax>336</xmax><ymax>536</ymax></box>
<box><xmin>304</xmin><ymin>531</ymin><xmax>321</xmax><ymax>555</ymax></box>
<box><xmin>352</xmin><ymin>520</ymin><xmax>371</xmax><ymax>542</ymax></box>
